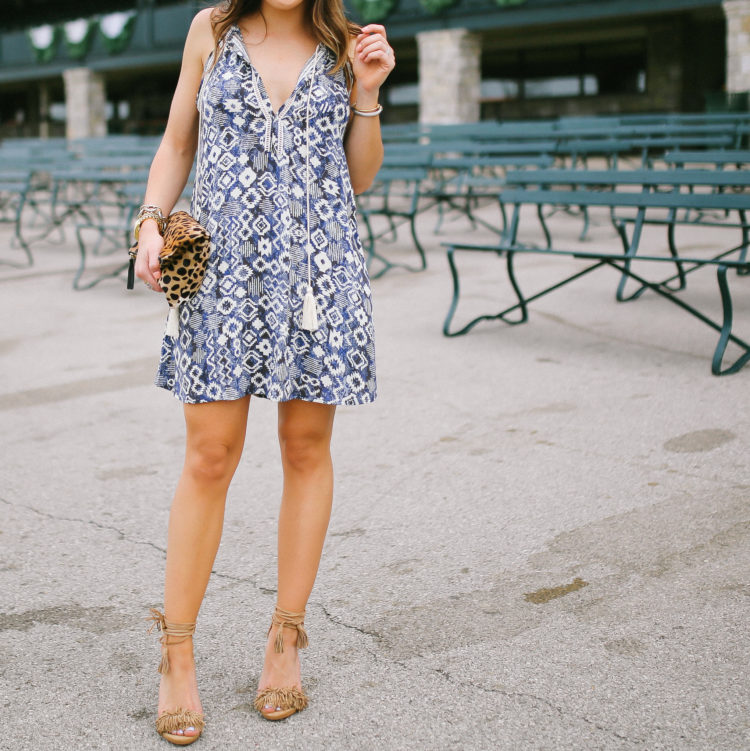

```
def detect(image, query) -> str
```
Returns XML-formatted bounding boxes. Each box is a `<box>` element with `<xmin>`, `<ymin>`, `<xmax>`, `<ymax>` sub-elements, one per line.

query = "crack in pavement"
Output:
<box><xmin>0</xmin><ymin>495</ymin><xmax>166</xmax><ymax>556</ymax></box>
<box><xmin>315</xmin><ymin>602</ymin><xmax>407</xmax><ymax>668</ymax></box>
<box><xmin>314</xmin><ymin>604</ymin><xmax>644</xmax><ymax>747</ymax></box>
<box><xmin>429</xmin><ymin>665</ymin><xmax>644</xmax><ymax>747</ymax></box>
<box><xmin>0</xmin><ymin>498</ymin><xmax>665</xmax><ymax>744</ymax></box>
<box><xmin>0</xmin><ymin>495</ymin><xmax>263</xmax><ymax>586</ymax></box>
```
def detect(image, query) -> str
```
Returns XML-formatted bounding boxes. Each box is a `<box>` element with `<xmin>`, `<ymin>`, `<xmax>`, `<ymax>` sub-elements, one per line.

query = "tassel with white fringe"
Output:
<box><xmin>166</xmin><ymin>306</ymin><xmax>180</xmax><ymax>338</ymax></box>
<box><xmin>302</xmin><ymin>286</ymin><xmax>318</xmax><ymax>331</ymax></box>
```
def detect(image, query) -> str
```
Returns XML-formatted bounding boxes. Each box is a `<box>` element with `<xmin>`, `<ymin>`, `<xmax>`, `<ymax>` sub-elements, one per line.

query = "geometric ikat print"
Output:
<box><xmin>156</xmin><ymin>25</ymin><xmax>376</xmax><ymax>405</ymax></box>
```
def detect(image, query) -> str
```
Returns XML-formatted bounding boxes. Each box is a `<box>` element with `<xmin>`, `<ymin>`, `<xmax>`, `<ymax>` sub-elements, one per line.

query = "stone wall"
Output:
<box><xmin>724</xmin><ymin>0</ymin><xmax>750</xmax><ymax>92</ymax></box>
<box><xmin>62</xmin><ymin>67</ymin><xmax>107</xmax><ymax>140</ymax></box>
<box><xmin>417</xmin><ymin>28</ymin><xmax>481</xmax><ymax>124</ymax></box>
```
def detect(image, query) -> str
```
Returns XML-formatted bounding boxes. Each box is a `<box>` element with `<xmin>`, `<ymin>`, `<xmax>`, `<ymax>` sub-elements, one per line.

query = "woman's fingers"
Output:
<box><xmin>356</xmin><ymin>26</ymin><xmax>388</xmax><ymax>50</ymax></box>
<box><xmin>355</xmin><ymin>32</ymin><xmax>394</xmax><ymax>66</ymax></box>
<box><xmin>134</xmin><ymin>240</ymin><xmax>165</xmax><ymax>292</ymax></box>
<box><xmin>361</xmin><ymin>42</ymin><xmax>393</xmax><ymax>65</ymax></box>
<box><xmin>358</xmin><ymin>24</ymin><xmax>387</xmax><ymax>40</ymax></box>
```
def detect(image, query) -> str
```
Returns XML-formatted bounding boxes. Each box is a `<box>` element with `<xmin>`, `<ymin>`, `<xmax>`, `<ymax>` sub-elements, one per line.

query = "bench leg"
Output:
<box><xmin>1</xmin><ymin>193</ymin><xmax>34</xmax><ymax>268</ymax></box>
<box><xmin>578</xmin><ymin>205</ymin><xmax>590</xmax><ymax>242</ymax></box>
<box><xmin>498</xmin><ymin>197</ymin><xmax>508</xmax><ymax>240</ymax></box>
<box><xmin>360</xmin><ymin>211</ymin><xmax>396</xmax><ymax>279</ymax></box>
<box><xmin>615</xmin><ymin>210</ymin><xmax>648</xmax><ymax>302</ymax></box>
<box><xmin>443</xmin><ymin>245</ymin><xmax>521</xmax><ymax>336</ymax></box>
<box><xmin>712</xmin><ymin>265</ymin><xmax>750</xmax><ymax>375</ymax></box>
<box><xmin>409</xmin><ymin>213</ymin><xmax>427</xmax><ymax>272</ymax></box>
<box><xmin>73</xmin><ymin>224</ymin><xmax>130</xmax><ymax>290</ymax></box>
<box><xmin>364</xmin><ymin>210</ymin><xmax>429</xmax><ymax>280</ymax></box>
<box><xmin>537</xmin><ymin>204</ymin><xmax>552</xmax><ymax>250</ymax></box>
<box><xmin>607</xmin><ymin>258</ymin><xmax>750</xmax><ymax>376</ymax></box>
<box><xmin>443</xmin><ymin>244</ymin><xmax>605</xmax><ymax>337</ymax></box>
<box><xmin>737</xmin><ymin>209</ymin><xmax>749</xmax><ymax>276</ymax></box>
<box><xmin>664</xmin><ymin>211</ymin><xmax>687</xmax><ymax>291</ymax></box>
<box><xmin>433</xmin><ymin>195</ymin><xmax>447</xmax><ymax>234</ymax></box>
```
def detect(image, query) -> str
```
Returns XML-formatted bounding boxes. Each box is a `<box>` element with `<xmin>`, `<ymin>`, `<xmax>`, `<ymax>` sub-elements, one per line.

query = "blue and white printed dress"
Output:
<box><xmin>156</xmin><ymin>25</ymin><xmax>376</xmax><ymax>405</ymax></box>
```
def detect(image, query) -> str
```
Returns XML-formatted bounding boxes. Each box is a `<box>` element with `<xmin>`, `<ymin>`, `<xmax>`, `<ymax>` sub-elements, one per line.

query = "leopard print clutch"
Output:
<box><xmin>127</xmin><ymin>211</ymin><xmax>211</xmax><ymax>307</ymax></box>
<box><xmin>127</xmin><ymin>211</ymin><xmax>211</xmax><ymax>337</ymax></box>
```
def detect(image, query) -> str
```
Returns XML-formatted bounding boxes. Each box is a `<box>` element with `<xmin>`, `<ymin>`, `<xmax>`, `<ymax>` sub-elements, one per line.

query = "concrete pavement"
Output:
<box><xmin>1</xmin><ymin>198</ymin><xmax>749</xmax><ymax>750</ymax></box>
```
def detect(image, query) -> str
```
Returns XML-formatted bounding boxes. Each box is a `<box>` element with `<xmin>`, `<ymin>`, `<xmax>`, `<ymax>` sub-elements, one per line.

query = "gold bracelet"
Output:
<box><xmin>133</xmin><ymin>205</ymin><xmax>166</xmax><ymax>240</ymax></box>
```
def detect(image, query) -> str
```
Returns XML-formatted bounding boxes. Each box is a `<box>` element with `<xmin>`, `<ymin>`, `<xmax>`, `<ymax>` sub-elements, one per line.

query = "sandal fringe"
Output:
<box><xmin>254</xmin><ymin>687</ymin><xmax>309</xmax><ymax>713</ymax></box>
<box><xmin>155</xmin><ymin>708</ymin><xmax>206</xmax><ymax>735</ymax></box>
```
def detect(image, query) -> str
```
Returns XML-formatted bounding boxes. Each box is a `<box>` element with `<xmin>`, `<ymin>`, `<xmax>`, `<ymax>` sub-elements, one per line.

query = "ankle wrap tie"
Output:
<box><xmin>268</xmin><ymin>606</ymin><xmax>308</xmax><ymax>654</ymax></box>
<box><xmin>146</xmin><ymin>607</ymin><xmax>196</xmax><ymax>675</ymax></box>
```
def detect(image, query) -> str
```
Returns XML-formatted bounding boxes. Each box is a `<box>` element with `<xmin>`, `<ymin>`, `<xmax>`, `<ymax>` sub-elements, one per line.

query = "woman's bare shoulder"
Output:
<box><xmin>189</xmin><ymin>6</ymin><xmax>217</xmax><ymax>42</ymax></box>
<box><xmin>192</xmin><ymin>6</ymin><xmax>216</xmax><ymax>30</ymax></box>
<box><xmin>185</xmin><ymin>7</ymin><xmax>218</xmax><ymax>67</ymax></box>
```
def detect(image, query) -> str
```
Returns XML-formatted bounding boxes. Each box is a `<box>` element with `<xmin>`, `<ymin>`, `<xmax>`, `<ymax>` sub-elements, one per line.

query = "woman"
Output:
<box><xmin>134</xmin><ymin>0</ymin><xmax>394</xmax><ymax>744</ymax></box>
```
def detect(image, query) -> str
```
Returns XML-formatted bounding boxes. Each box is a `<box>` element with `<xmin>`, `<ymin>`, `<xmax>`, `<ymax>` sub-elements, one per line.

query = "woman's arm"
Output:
<box><xmin>344</xmin><ymin>25</ymin><xmax>395</xmax><ymax>195</ymax></box>
<box><xmin>135</xmin><ymin>8</ymin><xmax>214</xmax><ymax>291</ymax></box>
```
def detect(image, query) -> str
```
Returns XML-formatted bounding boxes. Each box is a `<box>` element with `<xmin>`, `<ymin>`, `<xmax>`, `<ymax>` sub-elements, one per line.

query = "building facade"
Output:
<box><xmin>0</xmin><ymin>0</ymin><xmax>747</xmax><ymax>138</ymax></box>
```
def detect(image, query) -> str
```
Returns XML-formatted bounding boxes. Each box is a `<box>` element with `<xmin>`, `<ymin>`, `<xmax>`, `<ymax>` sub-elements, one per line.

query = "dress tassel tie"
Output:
<box><xmin>165</xmin><ymin>306</ymin><xmax>180</xmax><ymax>338</ymax></box>
<box><xmin>301</xmin><ymin>285</ymin><xmax>318</xmax><ymax>331</ymax></box>
<box><xmin>301</xmin><ymin>50</ymin><xmax>321</xmax><ymax>332</ymax></box>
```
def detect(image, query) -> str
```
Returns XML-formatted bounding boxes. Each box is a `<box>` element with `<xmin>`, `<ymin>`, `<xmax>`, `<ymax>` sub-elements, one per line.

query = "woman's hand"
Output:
<box><xmin>352</xmin><ymin>25</ymin><xmax>395</xmax><ymax>97</ymax></box>
<box><xmin>134</xmin><ymin>221</ymin><xmax>165</xmax><ymax>293</ymax></box>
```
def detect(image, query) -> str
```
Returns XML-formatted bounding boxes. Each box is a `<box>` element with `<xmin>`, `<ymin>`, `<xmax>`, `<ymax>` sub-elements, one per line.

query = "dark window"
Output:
<box><xmin>482</xmin><ymin>39</ymin><xmax>647</xmax><ymax>101</ymax></box>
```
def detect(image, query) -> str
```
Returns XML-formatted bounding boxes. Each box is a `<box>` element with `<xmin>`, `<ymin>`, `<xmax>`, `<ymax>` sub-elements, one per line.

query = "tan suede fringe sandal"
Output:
<box><xmin>254</xmin><ymin>606</ymin><xmax>310</xmax><ymax>721</ymax></box>
<box><xmin>147</xmin><ymin>608</ymin><xmax>205</xmax><ymax>746</ymax></box>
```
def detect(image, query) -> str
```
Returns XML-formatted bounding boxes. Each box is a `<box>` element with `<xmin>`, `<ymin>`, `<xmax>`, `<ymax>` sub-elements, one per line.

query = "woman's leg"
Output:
<box><xmin>257</xmin><ymin>399</ymin><xmax>336</xmax><ymax>703</ymax></box>
<box><xmin>158</xmin><ymin>396</ymin><xmax>251</xmax><ymax>735</ymax></box>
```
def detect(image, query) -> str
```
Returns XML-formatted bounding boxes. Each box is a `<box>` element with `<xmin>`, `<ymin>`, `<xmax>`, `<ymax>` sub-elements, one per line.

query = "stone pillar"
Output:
<box><xmin>417</xmin><ymin>28</ymin><xmax>481</xmax><ymax>125</ymax></box>
<box><xmin>62</xmin><ymin>67</ymin><xmax>107</xmax><ymax>140</ymax></box>
<box><xmin>39</xmin><ymin>82</ymin><xmax>50</xmax><ymax>139</ymax></box>
<box><xmin>724</xmin><ymin>0</ymin><xmax>750</xmax><ymax>93</ymax></box>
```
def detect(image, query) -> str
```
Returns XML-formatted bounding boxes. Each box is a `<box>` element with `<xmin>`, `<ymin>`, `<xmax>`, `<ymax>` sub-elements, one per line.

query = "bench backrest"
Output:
<box><xmin>503</xmin><ymin>168</ymin><xmax>750</xmax><ymax>189</ymax></box>
<box><xmin>500</xmin><ymin>187</ymin><xmax>750</xmax><ymax>212</ymax></box>
<box><xmin>663</xmin><ymin>150</ymin><xmax>750</xmax><ymax>165</ymax></box>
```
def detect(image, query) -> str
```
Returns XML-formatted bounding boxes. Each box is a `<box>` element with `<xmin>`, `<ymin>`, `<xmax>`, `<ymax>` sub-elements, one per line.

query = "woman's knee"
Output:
<box><xmin>279</xmin><ymin>428</ymin><xmax>331</xmax><ymax>474</ymax></box>
<box><xmin>185</xmin><ymin>438</ymin><xmax>240</xmax><ymax>485</ymax></box>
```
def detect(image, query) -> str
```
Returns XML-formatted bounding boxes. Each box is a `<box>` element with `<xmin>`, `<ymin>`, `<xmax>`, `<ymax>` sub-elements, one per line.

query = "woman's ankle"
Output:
<box><xmin>163</xmin><ymin>637</ymin><xmax>195</xmax><ymax>669</ymax></box>
<box><xmin>267</xmin><ymin>623</ymin><xmax>299</xmax><ymax>651</ymax></box>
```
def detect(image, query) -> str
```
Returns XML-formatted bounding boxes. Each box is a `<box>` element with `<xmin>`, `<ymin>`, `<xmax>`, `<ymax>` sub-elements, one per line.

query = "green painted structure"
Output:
<box><xmin>0</xmin><ymin>0</ymin><xmax>736</xmax><ymax>136</ymax></box>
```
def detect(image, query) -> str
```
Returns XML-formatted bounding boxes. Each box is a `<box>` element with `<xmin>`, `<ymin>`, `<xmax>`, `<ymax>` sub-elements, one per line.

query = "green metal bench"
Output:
<box><xmin>73</xmin><ymin>181</ymin><xmax>193</xmax><ymax>290</ymax></box>
<box><xmin>357</xmin><ymin>166</ymin><xmax>431</xmax><ymax>279</ymax></box>
<box><xmin>443</xmin><ymin>187</ymin><xmax>750</xmax><ymax>376</ymax></box>
<box><xmin>0</xmin><ymin>170</ymin><xmax>34</xmax><ymax>267</ymax></box>
<box><xmin>662</xmin><ymin>150</ymin><xmax>750</xmax><ymax>168</ymax></box>
<box><xmin>429</xmin><ymin>155</ymin><xmax>555</xmax><ymax>235</ymax></box>
<box><xmin>554</xmin><ymin>134</ymin><xmax>736</xmax><ymax>168</ymax></box>
<box><xmin>501</xmin><ymin>168</ymin><xmax>750</xmax><ymax>268</ymax></box>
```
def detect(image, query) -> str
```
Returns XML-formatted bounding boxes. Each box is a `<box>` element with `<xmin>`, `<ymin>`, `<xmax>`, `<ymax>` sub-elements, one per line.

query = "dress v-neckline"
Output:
<box><xmin>232</xmin><ymin>24</ymin><xmax>322</xmax><ymax>117</ymax></box>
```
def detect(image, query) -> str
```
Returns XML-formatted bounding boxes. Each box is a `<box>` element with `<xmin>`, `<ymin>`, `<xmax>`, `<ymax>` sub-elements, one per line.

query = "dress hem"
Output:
<box><xmin>155</xmin><ymin>378</ymin><xmax>377</xmax><ymax>407</ymax></box>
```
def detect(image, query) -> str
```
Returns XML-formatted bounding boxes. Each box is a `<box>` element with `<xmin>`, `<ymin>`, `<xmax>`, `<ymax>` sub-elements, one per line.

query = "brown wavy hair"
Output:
<box><xmin>209</xmin><ymin>0</ymin><xmax>360</xmax><ymax>79</ymax></box>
